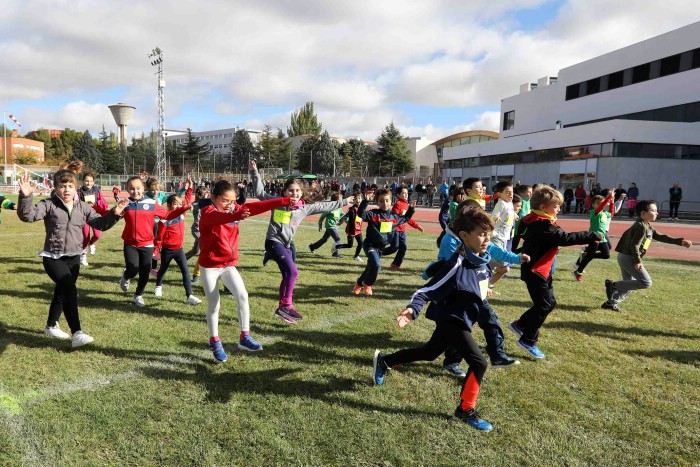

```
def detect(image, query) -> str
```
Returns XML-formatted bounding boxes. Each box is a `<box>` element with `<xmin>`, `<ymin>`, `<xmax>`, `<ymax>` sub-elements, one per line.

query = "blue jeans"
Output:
<box><xmin>357</xmin><ymin>242</ymin><xmax>382</xmax><ymax>286</ymax></box>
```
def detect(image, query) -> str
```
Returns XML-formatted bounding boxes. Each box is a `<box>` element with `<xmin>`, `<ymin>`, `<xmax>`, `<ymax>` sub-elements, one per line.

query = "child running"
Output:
<box><xmin>185</xmin><ymin>185</ymin><xmax>208</xmax><ymax>285</ymax></box>
<box><xmin>308</xmin><ymin>192</ymin><xmax>344</xmax><ymax>257</ymax></box>
<box><xmin>250</xmin><ymin>161</ymin><xmax>353</xmax><ymax>324</ymax></box>
<box><xmin>509</xmin><ymin>186</ymin><xmax>601</xmax><ymax>359</ymax></box>
<box><xmin>354</xmin><ymin>190</ymin><xmax>416</xmax><ymax>296</ymax></box>
<box><xmin>489</xmin><ymin>181</ymin><xmax>516</xmax><ymax>286</ymax></box>
<box><xmin>601</xmin><ymin>200</ymin><xmax>691</xmax><ymax>312</ymax></box>
<box><xmin>383</xmin><ymin>186</ymin><xmax>424</xmax><ymax>270</ymax></box>
<box><xmin>153</xmin><ymin>179</ymin><xmax>201</xmax><ymax>305</ymax></box>
<box><xmin>335</xmin><ymin>191</ymin><xmax>364</xmax><ymax>262</ymax></box>
<box><xmin>17</xmin><ymin>172</ymin><xmax>128</xmax><ymax>347</ymax></box>
<box><xmin>572</xmin><ymin>189</ymin><xmax>624</xmax><ymax>281</ymax></box>
<box><xmin>198</xmin><ymin>179</ymin><xmax>292</xmax><ymax>362</ymax></box>
<box><xmin>78</xmin><ymin>172</ymin><xmax>109</xmax><ymax>266</ymax></box>
<box><xmin>119</xmin><ymin>176</ymin><xmax>191</xmax><ymax>307</ymax></box>
<box><xmin>372</xmin><ymin>206</ymin><xmax>496</xmax><ymax>431</ymax></box>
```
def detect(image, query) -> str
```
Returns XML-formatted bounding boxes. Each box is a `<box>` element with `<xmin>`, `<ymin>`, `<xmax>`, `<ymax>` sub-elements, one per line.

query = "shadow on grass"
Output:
<box><xmin>548</xmin><ymin>321</ymin><xmax>699</xmax><ymax>340</ymax></box>
<box><xmin>624</xmin><ymin>349</ymin><xmax>700</xmax><ymax>367</ymax></box>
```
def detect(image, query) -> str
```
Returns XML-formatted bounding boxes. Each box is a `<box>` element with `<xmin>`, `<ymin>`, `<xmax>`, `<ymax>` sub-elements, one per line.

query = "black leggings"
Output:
<box><xmin>383</xmin><ymin>319</ymin><xmax>487</xmax><ymax>410</ymax></box>
<box><xmin>336</xmin><ymin>233</ymin><xmax>364</xmax><ymax>257</ymax></box>
<box><xmin>577</xmin><ymin>236</ymin><xmax>611</xmax><ymax>273</ymax></box>
<box><xmin>156</xmin><ymin>247</ymin><xmax>193</xmax><ymax>297</ymax></box>
<box><xmin>42</xmin><ymin>255</ymin><xmax>81</xmax><ymax>334</ymax></box>
<box><xmin>124</xmin><ymin>245</ymin><xmax>153</xmax><ymax>296</ymax></box>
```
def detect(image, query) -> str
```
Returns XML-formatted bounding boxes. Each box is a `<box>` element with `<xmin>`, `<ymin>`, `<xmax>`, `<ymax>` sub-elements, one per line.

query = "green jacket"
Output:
<box><xmin>615</xmin><ymin>218</ymin><xmax>683</xmax><ymax>263</ymax></box>
<box><xmin>318</xmin><ymin>207</ymin><xmax>344</xmax><ymax>230</ymax></box>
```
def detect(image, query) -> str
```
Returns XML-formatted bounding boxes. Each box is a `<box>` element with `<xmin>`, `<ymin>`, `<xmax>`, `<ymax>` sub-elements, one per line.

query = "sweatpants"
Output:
<box><xmin>516</xmin><ymin>275</ymin><xmax>557</xmax><ymax>344</ymax></box>
<box><xmin>336</xmin><ymin>233</ymin><xmax>363</xmax><ymax>257</ymax></box>
<box><xmin>357</xmin><ymin>242</ymin><xmax>383</xmax><ymax>286</ymax></box>
<box><xmin>383</xmin><ymin>231</ymin><xmax>408</xmax><ymax>267</ymax></box>
<box><xmin>123</xmin><ymin>244</ymin><xmax>153</xmax><ymax>296</ymax></box>
<box><xmin>383</xmin><ymin>319</ymin><xmax>488</xmax><ymax>411</ymax></box>
<box><xmin>444</xmin><ymin>300</ymin><xmax>507</xmax><ymax>365</ymax></box>
<box><xmin>577</xmin><ymin>235</ymin><xmax>611</xmax><ymax>273</ymax></box>
<box><xmin>200</xmin><ymin>265</ymin><xmax>250</xmax><ymax>337</ymax></box>
<box><xmin>611</xmin><ymin>252</ymin><xmax>652</xmax><ymax>304</ymax></box>
<box><xmin>155</xmin><ymin>247</ymin><xmax>193</xmax><ymax>297</ymax></box>
<box><xmin>266</xmin><ymin>239</ymin><xmax>298</xmax><ymax>306</ymax></box>
<box><xmin>43</xmin><ymin>255</ymin><xmax>82</xmax><ymax>334</ymax></box>
<box><xmin>82</xmin><ymin>224</ymin><xmax>102</xmax><ymax>249</ymax></box>
<box><xmin>310</xmin><ymin>228</ymin><xmax>341</xmax><ymax>252</ymax></box>
<box><xmin>185</xmin><ymin>234</ymin><xmax>200</xmax><ymax>260</ymax></box>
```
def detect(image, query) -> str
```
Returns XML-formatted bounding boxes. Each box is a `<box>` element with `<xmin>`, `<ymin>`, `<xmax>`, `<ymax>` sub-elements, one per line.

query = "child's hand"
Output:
<box><xmin>635</xmin><ymin>262</ymin><xmax>644</xmax><ymax>271</ymax></box>
<box><xmin>186</xmin><ymin>174</ymin><xmax>192</xmax><ymax>190</ymax></box>
<box><xmin>365</xmin><ymin>191</ymin><xmax>375</xmax><ymax>202</ymax></box>
<box><xmin>487</xmin><ymin>288</ymin><xmax>494</xmax><ymax>298</ymax></box>
<box><xmin>318</xmin><ymin>226</ymin><xmax>322</xmax><ymax>232</ymax></box>
<box><xmin>345</xmin><ymin>195</ymin><xmax>355</xmax><ymax>205</ymax></box>
<box><xmin>397</xmin><ymin>308</ymin><xmax>414</xmax><ymax>328</ymax></box>
<box><xmin>185</xmin><ymin>204</ymin><xmax>193</xmax><ymax>211</ymax></box>
<box><xmin>682</xmin><ymin>240</ymin><xmax>692</xmax><ymax>248</ymax></box>
<box><xmin>249</xmin><ymin>160</ymin><xmax>257</xmax><ymax>171</ymax></box>
<box><xmin>114</xmin><ymin>198</ymin><xmax>129</xmax><ymax>215</ymax></box>
<box><xmin>620</xmin><ymin>193</ymin><xmax>627</xmax><ymax>198</ymax></box>
<box><xmin>519</xmin><ymin>253</ymin><xmax>530</xmax><ymax>263</ymax></box>
<box><xmin>153</xmin><ymin>250</ymin><xmax>161</xmax><ymax>261</ymax></box>
<box><xmin>409</xmin><ymin>200</ymin><xmax>417</xmax><ymax>208</ymax></box>
<box><xmin>417</xmin><ymin>226</ymin><xmax>424</xmax><ymax>233</ymax></box>
<box><xmin>239</xmin><ymin>208</ymin><xmax>251</xmax><ymax>219</ymax></box>
<box><xmin>18</xmin><ymin>176</ymin><xmax>34</xmax><ymax>197</ymax></box>
<box><xmin>140</xmin><ymin>171</ymin><xmax>149</xmax><ymax>180</ymax></box>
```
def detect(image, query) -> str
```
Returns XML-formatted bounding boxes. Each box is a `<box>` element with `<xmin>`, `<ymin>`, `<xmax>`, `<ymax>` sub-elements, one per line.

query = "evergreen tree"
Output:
<box><xmin>180</xmin><ymin>129</ymin><xmax>213</xmax><ymax>175</ymax></box>
<box><xmin>314</xmin><ymin>131</ymin><xmax>338</xmax><ymax>176</ymax></box>
<box><xmin>295</xmin><ymin>136</ymin><xmax>318</xmax><ymax>173</ymax></box>
<box><xmin>73</xmin><ymin>130</ymin><xmax>102</xmax><ymax>171</ymax></box>
<box><xmin>97</xmin><ymin>126</ymin><xmax>121</xmax><ymax>173</ymax></box>
<box><xmin>287</xmin><ymin>101</ymin><xmax>322</xmax><ymax>136</ymax></box>
<box><xmin>276</xmin><ymin>128</ymin><xmax>295</xmax><ymax>172</ymax></box>
<box><xmin>229</xmin><ymin>129</ymin><xmax>254</xmax><ymax>173</ymax></box>
<box><xmin>376</xmin><ymin>122</ymin><xmax>414</xmax><ymax>177</ymax></box>
<box><xmin>341</xmin><ymin>138</ymin><xmax>373</xmax><ymax>177</ymax></box>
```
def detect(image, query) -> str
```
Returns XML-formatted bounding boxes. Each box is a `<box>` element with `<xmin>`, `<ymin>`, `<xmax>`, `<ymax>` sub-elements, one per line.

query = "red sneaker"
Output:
<box><xmin>364</xmin><ymin>285</ymin><xmax>373</xmax><ymax>296</ymax></box>
<box><xmin>390</xmin><ymin>264</ymin><xmax>401</xmax><ymax>270</ymax></box>
<box><xmin>572</xmin><ymin>270</ymin><xmax>583</xmax><ymax>282</ymax></box>
<box><xmin>353</xmin><ymin>284</ymin><xmax>362</xmax><ymax>295</ymax></box>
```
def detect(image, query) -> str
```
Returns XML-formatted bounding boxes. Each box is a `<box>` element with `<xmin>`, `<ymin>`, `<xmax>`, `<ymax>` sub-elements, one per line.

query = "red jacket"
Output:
<box><xmin>154</xmin><ymin>189</ymin><xmax>193</xmax><ymax>252</ymax></box>
<box><xmin>392</xmin><ymin>198</ymin><xmax>421</xmax><ymax>232</ymax></box>
<box><xmin>121</xmin><ymin>197</ymin><xmax>189</xmax><ymax>247</ymax></box>
<box><xmin>199</xmin><ymin>197</ymin><xmax>290</xmax><ymax>268</ymax></box>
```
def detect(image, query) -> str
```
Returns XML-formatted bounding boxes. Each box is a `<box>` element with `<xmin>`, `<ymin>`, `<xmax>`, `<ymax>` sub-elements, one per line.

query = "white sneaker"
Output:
<box><xmin>89</xmin><ymin>244</ymin><xmax>96</xmax><ymax>255</ymax></box>
<box><xmin>80</xmin><ymin>250</ymin><xmax>89</xmax><ymax>266</ymax></box>
<box><xmin>353</xmin><ymin>256</ymin><xmax>364</xmax><ymax>262</ymax></box>
<box><xmin>131</xmin><ymin>295</ymin><xmax>145</xmax><ymax>307</ymax></box>
<box><xmin>330</xmin><ymin>243</ymin><xmax>338</xmax><ymax>255</ymax></box>
<box><xmin>71</xmin><ymin>330</ymin><xmax>94</xmax><ymax>348</ymax></box>
<box><xmin>186</xmin><ymin>295</ymin><xmax>202</xmax><ymax>305</ymax></box>
<box><xmin>44</xmin><ymin>324</ymin><xmax>70</xmax><ymax>339</ymax></box>
<box><xmin>119</xmin><ymin>273</ymin><xmax>130</xmax><ymax>292</ymax></box>
<box><xmin>154</xmin><ymin>286</ymin><xmax>163</xmax><ymax>297</ymax></box>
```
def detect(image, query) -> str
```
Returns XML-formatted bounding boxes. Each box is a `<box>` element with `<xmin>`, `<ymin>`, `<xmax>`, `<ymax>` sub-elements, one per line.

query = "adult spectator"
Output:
<box><xmin>614</xmin><ymin>184</ymin><xmax>627</xmax><ymax>201</ymax></box>
<box><xmin>360</xmin><ymin>179</ymin><xmax>367</xmax><ymax>192</ymax></box>
<box><xmin>563</xmin><ymin>186</ymin><xmax>574</xmax><ymax>213</ymax></box>
<box><xmin>627</xmin><ymin>182</ymin><xmax>639</xmax><ymax>218</ymax></box>
<box><xmin>439</xmin><ymin>180</ymin><xmax>449</xmax><ymax>201</ymax></box>
<box><xmin>415</xmin><ymin>179</ymin><xmax>426</xmax><ymax>205</ymax></box>
<box><xmin>669</xmin><ymin>182</ymin><xmax>683</xmax><ymax>220</ymax></box>
<box><xmin>426</xmin><ymin>180</ymin><xmax>435</xmax><ymax>206</ymax></box>
<box><xmin>574</xmin><ymin>183</ymin><xmax>586</xmax><ymax>214</ymax></box>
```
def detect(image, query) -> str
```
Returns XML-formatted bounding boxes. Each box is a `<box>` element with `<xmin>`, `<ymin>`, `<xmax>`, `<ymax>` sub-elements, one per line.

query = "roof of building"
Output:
<box><xmin>432</xmin><ymin>130</ymin><xmax>499</xmax><ymax>147</ymax></box>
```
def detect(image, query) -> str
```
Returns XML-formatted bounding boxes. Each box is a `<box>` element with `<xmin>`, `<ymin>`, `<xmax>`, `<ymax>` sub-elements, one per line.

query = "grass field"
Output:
<box><xmin>1</xmin><ymin>197</ymin><xmax>699</xmax><ymax>465</ymax></box>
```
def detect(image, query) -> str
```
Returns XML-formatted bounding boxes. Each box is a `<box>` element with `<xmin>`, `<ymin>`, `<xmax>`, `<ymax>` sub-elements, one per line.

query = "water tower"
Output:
<box><xmin>108</xmin><ymin>103</ymin><xmax>136</xmax><ymax>147</ymax></box>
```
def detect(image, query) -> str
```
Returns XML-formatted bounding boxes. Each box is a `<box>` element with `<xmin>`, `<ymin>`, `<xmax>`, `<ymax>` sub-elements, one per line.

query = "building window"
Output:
<box><xmin>631</xmin><ymin>63</ymin><xmax>651</xmax><ymax>83</ymax></box>
<box><xmin>503</xmin><ymin>111</ymin><xmax>515</xmax><ymax>130</ymax></box>
<box><xmin>660</xmin><ymin>54</ymin><xmax>681</xmax><ymax>76</ymax></box>
<box><xmin>586</xmin><ymin>77</ymin><xmax>601</xmax><ymax>95</ymax></box>
<box><xmin>565</xmin><ymin>84</ymin><xmax>580</xmax><ymax>100</ymax></box>
<box><xmin>607</xmin><ymin>70</ymin><xmax>624</xmax><ymax>90</ymax></box>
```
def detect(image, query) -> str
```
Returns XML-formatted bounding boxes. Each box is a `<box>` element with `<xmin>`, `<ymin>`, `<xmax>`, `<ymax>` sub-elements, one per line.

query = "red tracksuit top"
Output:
<box><xmin>121</xmin><ymin>196</ymin><xmax>189</xmax><ymax>247</ymax></box>
<box><xmin>154</xmin><ymin>189</ymin><xmax>193</xmax><ymax>252</ymax></box>
<box><xmin>392</xmin><ymin>198</ymin><xmax>421</xmax><ymax>232</ymax></box>
<box><xmin>198</xmin><ymin>197</ymin><xmax>291</xmax><ymax>269</ymax></box>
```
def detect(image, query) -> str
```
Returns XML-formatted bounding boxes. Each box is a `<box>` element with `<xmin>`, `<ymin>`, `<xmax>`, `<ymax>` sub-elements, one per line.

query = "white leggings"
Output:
<box><xmin>199</xmin><ymin>265</ymin><xmax>250</xmax><ymax>338</ymax></box>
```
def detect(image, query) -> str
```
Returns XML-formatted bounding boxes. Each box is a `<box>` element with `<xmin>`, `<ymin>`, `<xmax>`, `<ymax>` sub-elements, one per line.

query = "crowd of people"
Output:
<box><xmin>6</xmin><ymin>160</ymin><xmax>692</xmax><ymax>433</ymax></box>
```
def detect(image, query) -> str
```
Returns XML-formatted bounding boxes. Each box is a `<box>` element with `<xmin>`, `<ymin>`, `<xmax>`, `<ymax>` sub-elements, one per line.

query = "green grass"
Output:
<box><xmin>1</xmin><ymin>197</ymin><xmax>699</xmax><ymax>465</ymax></box>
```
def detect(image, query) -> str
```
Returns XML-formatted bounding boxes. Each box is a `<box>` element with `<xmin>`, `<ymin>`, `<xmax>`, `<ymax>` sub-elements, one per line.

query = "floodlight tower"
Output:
<box><xmin>148</xmin><ymin>47</ymin><xmax>166</xmax><ymax>182</ymax></box>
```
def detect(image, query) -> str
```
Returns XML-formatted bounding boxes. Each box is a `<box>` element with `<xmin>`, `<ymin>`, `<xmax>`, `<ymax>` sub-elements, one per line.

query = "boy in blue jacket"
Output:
<box><xmin>372</xmin><ymin>205</ymin><xmax>495</xmax><ymax>431</ymax></box>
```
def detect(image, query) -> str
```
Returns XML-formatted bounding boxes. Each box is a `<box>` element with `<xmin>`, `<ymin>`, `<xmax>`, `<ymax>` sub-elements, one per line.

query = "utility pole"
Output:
<box><xmin>148</xmin><ymin>47</ymin><xmax>166</xmax><ymax>182</ymax></box>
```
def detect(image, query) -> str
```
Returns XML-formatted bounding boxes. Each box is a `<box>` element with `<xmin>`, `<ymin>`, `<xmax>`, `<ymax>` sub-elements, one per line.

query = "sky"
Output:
<box><xmin>1</xmin><ymin>1</ymin><xmax>698</xmax><ymax>142</ymax></box>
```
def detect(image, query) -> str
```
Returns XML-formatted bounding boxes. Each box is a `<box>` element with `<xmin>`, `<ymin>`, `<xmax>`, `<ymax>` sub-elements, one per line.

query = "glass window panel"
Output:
<box><xmin>607</xmin><ymin>70</ymin><xmax>624</xmax><ymax>89</ymax></box>
<box><xmin>632</xmin><ymin>63</ymin><xmax>651</xmax><ymax>83</ymax></box>
<box><xmin>660</xmin><ymin>54</ymin><xmax>681</xmax><ymax>76</ymax></box>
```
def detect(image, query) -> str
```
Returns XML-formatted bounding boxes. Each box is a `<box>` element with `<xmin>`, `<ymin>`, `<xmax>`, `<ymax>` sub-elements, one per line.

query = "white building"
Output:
<box><xmin>165</xmin><ymin>128</ymin><xmax>262</xmax><ymax>158</ymax></box>
<box><xmin>442</xmin><ymin>21</ymin><xmax>700</xmax><ymax>213</ymax></box>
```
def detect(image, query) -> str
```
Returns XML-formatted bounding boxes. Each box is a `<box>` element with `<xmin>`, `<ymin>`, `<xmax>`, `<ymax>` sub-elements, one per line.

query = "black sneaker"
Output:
<box><xmin>262</xmin><ymin>251</ymin><xmax>270</xmax><ymax>267</ymax></box>
<box><xmin>442</xmin><ymin>362</ymin><xmax>466</xmax><ymax>377</ymax></box>
<box><xmin>601</xmin><ymin>301</ymin><xmax>622</xmax><ymax>312</ymax></box>
<box><xmin>491</xmin><ymin>357</ymin><xmax>521</xmax><ymax>368</ymax></box>
<box><xmin>605</xmin><ymin>279</ymin><xmax>616</xmax><ymax>301</ymax></box>
<box><xmin>452</xmin><ymin>407</ymin><xmax>493</xmax><ymax>432</ymax></box>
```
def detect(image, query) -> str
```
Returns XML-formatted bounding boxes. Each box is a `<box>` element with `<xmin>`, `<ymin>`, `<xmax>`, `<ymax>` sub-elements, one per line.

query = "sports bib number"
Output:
<box><xmin>506</xmin><ymin>215</ymin><xmax>514</xmax><ymax>226</ymax></box>
<box><xmin>274</xmin><ymin>210</ymin><xmax>292</xmax><ymax>224</ymax></box>
<box><xmin>479</xmin><ymin>279</ymin><xmax>489</xmax><ymax>300</ymax></box>
<box><xmin>83</xmin><ymin>194</ymin><xmax>95</xmax><ymax>204</ymax></box>
<box><xmin>380</xmin><ymin>221</ymin><xmax>393</xmax><ymax>233</ymax></box>
<box><xmin>643</xmin><ymin>238</ymin><xmax>652</xmax><ymax>250</ymax></box>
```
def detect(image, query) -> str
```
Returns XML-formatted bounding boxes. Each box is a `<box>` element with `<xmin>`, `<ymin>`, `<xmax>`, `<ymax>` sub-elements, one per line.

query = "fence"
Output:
<box><xmin>659</xmin><ymin>200</ymin><xmax>700</xmax><ymax>219</ymax></box>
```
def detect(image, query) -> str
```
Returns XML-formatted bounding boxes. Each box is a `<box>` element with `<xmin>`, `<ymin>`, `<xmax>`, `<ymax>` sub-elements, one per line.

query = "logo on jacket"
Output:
<box><xmin>143</xmin><ymin>204</ymin><xmax>150</xmax><ymax>210</ymax></box>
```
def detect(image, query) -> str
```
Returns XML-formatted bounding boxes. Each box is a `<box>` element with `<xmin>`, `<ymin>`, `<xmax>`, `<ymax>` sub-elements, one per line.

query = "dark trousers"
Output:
<box><xmin>337</xmin><ymin>233</ymin><xmax>364</xmax><ymax>257</ymax></box>
<box><xmin>575</xmin><ymin>199</ymin><xmax>584</xmax><ymax>214</ymax></box>
<box><xmin>564</xmin><ymin>198</ymin><xmax>573</xmax><ymax>213</ymax></box>
<box><xmin>670</xmin><ymin>201</ymin><xmax>680</xmax><ymax>218</ymax></box>
<box><xmin>517</xmin><ymin>275</ymin><xmax>557</xmax><ymax>344</ymax></box>
<box><xmin>357</xmin><ymin>242</ymin><xmax>383</xmax><ymax>286</ymax></box>
<box><xmin>383</xmin><ymin>231</ymin><xmax>408</xmax><ymax>267</ymax></box>
<box><xmin>43</xmin><ymin>255</ymin><xmax>81</xmax><ymax>334</ymax></box>
<box><xmin>577</xmin><ymin>237</ymin><xmax>611</xmax><ymax>273</ymax></box>
<box><xmin>124</xmin><ymin>245</ymin><xmax>153</xmax><ymax>296</ymax></box>
<box><xmin>437</xmin><ymin>230</ymin><xmax>446</xmax><ymax>248</ymax></box>
<box><xmin>444</xmin><ymin>300</ymin><xmax>507</xmax><ymax>365</ymax></box>
<box><xmin>384</xmin><ymin>319</ymin><xmax>487</xmax><ymax>411</ymax></box>
<box><xmin>310</xmin><ymin>228</ymin><xmax>341</xmax><ymax>252</ymax></box>
<box><xmin>156</xmin><ymin>247</ymin><xmax>193</xmax><ymax>297</ymax></box>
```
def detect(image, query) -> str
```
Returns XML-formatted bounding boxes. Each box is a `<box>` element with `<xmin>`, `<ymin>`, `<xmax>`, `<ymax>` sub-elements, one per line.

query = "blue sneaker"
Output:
<box><xmin>517</xmin><ymin>339</ymin><xmax>545</xmax><ymax>359</ymax></box>
<box><xmin>209</xmin><ymin>340</ymin><xmax>228</xmax><ymax>362</ymax></box>
<box><xmin>508</xmin><ymin>320</ymin><xmax>524</xmax><ymax>337</ymax></box>
<box><xmin>372</xmin><ymin>349</ymin><xmax>387</xmax><ymax>385</ymax></box>
<box><xmin>442</xmin><ymin>362</ymin><xmax>466</xmax><ymax>377</ymax></box>
<box><xmin>453</xmin><ymin>408</ymin><xmax>493</xmax><ymax>432</ymax></box>
<box><xmin>238</xmin><ymin>334</ymin><xmax>263</xmax><ymax>352</ymax></box>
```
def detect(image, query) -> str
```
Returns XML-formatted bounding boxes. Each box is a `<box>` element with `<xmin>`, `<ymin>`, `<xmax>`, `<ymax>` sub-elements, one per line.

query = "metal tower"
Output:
<box><xmin>148</xmin><ymin>47</ymin><xmax>166</xmax><ymax>182</ymax></box>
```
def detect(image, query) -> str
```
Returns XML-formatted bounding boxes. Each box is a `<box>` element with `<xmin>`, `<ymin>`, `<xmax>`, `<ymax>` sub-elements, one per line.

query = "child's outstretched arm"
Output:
<box><xmin>249</xmin><ymin>160</ymin><xmax>276</xmax><ymax>200</ymax></box>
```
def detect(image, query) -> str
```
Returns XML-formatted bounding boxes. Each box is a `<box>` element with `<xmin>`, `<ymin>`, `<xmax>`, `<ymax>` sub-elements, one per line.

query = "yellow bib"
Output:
<box><xmin>643</xmin><ymin>238</ymin><xmax>652</xmax><ymax>250</ymax></box>
<box><xmin>380</xmin><ymin>221</ymin><xmax>393</xmax><ymax>233</ymax></box>
<box><xmin>274</xmin><ymin>210</ymin><xmax>292</xmax><ymax>224</ymax></box>
<box><xmin>479</xmin><ymin>279</ymin><xmax>489</xmax><ymax>300</ymax></box>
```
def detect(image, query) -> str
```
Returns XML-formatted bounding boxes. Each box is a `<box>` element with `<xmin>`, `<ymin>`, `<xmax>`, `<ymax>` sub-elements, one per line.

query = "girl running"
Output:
<box><xmin>198</xmin><ymin>179</ymin><xmax>291</xmax><ymax>362</ymax></box>
<box><xmin>250</xmin><ymin>161</ymin><xmax>353</xmax><ymax>324</ymax></box>
<box><xmin>78</xmin><ymin>172</ymin><xmax>109</xmax><ymax>266</ymax></box>
<box><xmin>185</xmin><ymin>185</ymin><xmax>209</xmax><ymax>285</ymax></box>
<box><xmin>17</xmin><ymin>171</ymin><xmax>128</xmax><ymax>347</ymax></box>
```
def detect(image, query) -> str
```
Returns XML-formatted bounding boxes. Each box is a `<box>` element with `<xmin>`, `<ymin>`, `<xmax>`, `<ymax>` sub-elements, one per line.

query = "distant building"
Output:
<box><xmin>432</xmin><ymin>131</ymin><xmax>498</xmax><ymax>182</ymax></box>
<box><xmin>1</xmin><ymin>129</ymin><xmax>45</xmax><ymax>163</ymax></box>
<box><xmin>442</xmin><ymin>21</ymin><xmax>700</xmax><ymax>208</ymax></box>
<box><xmin>165</xmin><ymin>128</ymin><xmax>262</xmax><ymax>158</ymax></box>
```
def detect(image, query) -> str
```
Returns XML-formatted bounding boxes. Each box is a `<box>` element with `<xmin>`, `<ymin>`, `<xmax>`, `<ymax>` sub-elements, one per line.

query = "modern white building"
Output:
<box><xmin>442</xmin><ymin>21</ymin><xmax>700</xmax><ymax>213</ymax></box>
<box><xmin>164</xmin><ymin>127</ymin><xmax>262</xmax><ymax>158</ymax></box>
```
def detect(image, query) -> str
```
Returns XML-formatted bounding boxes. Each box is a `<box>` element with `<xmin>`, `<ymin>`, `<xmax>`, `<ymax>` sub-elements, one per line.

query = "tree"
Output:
<box><xmin>287</xmin><ymin>101</ymin><xmax>322</xmax><ymax>137</ymax></box>
<box><xmin>340</xmin><ymin>138</ymin><xmax>373</xmax><ymax>177</ymax></box>
<box><xmin>180</xmin><ymin>129</ymin><xmax>212</xmax><ymax>175</ymax></box>
<box><xmin>229</xmin><ymin>129</ymin><xmax>254</xmax><ymax>173</ymax></box>
<box><xmin>276</xmin><ymin>128</ymin><xmax>295</xmax><ymax>172</ymax></box>
<box><xmin>375</xmin><ymin>122</ymin><xmax>414</xmax><ymax>177</ymax></box>
<box><xmin>73</xmin><ymin>130</ymin><xmax>102</xmax><ymax>172</ymax></box>
<box><xmin>165</xmin><ymin>139</ymin><xmax>183</xmax><ymax>174</ymax></box>
<box><xmin>97</xmin><ymin>126</ymin><xmax>121</xmax><ymax>173</ymax></box>
<box><xmin>295</xmin><ymin>136</ymin><xmax>317</xmax><ymax>173</ymax></box>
